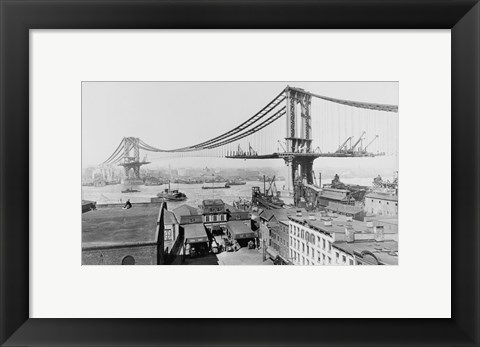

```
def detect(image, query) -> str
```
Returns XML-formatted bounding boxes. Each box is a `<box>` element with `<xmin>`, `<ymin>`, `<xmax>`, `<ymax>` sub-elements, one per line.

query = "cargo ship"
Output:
<box><xmin>251</xmin><ymin>176</ymin><xmax>284</xmax><ymax>209</ymax></box>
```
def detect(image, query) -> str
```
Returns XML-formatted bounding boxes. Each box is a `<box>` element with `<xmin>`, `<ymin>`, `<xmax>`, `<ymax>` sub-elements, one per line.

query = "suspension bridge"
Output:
<box><xmin>102</xmin><ymin>85</ymin><xmax>398</xmax><ymax>195</ymax></box>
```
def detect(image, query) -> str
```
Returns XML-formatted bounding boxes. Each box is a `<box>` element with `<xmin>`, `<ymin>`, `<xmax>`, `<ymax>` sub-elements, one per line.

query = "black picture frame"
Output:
<box><xmin>1</xmin><ymin>0</ymin><xmax>479</xmax><ymax>346</ymax></box>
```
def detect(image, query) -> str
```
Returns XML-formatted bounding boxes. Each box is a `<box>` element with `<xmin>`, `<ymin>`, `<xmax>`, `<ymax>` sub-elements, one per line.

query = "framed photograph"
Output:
<box><xmin>1</xmin><ymin>0</ymin><xmax>478</xmax><ymax>346</ymax></box>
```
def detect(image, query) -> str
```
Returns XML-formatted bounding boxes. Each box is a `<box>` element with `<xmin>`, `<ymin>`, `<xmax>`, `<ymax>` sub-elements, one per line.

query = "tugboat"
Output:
<box><xmin>121</xmin><ymin>187</ymin><xmax>140</xmax><ymax>193</ymax></box>
<box><xmin>157</xmin><ymin>182</ymin><xmax>187</xmax><ymax>201</ymax></box>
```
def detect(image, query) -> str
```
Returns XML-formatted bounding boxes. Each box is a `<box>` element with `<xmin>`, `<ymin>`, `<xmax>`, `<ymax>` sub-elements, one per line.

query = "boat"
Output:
<box><xmin>251</xmin><ymin>176</ymin><xmax>284</xmax><ymax>209</ymax></box>
<box><xmin>202</xmin><ymin>182</ymin><xmax>230</xmax><ymax>189</ymax></box>
<box><xmin>156</xmin><ymin>182</ymin><xmax>188</xmax><ymax>201</ymax></box>
<box><xmin>121</xmin><ymin>187</ymin><xmax>140</xmax><ymax>193</ymax></box>
<box><xmin>227</xmin><ymin>179</ymin><xmax>247</xmax><ymax>186</ymax></box>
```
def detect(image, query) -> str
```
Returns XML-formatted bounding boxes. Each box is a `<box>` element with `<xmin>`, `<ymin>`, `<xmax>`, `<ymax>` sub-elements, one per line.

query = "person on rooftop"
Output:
<box><xmin>122</xmin><ymin>199</ymin><xmax>132</xmax><ymax>209</ymax></box>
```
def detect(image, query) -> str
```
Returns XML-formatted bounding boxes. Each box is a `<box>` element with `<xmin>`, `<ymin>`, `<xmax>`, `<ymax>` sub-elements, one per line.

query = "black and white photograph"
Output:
<box><xmin>81</xmin><ymin>81</ymin><xmax>399</xmax><ymax>266</ymax></box>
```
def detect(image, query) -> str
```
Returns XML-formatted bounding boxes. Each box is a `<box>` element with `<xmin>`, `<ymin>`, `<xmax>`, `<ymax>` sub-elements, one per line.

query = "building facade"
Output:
<box><xmin>364</xmin><ymin>192</ymin><xmax>398</xmax><ymax>216</ymax></box>
<box><xmin>289</xmin><ymin>214</ymin><xmax>334</xmax><ymax>266</ymax></box>
<box><xmin>288</xmin><ymin>213</ymin><xmax>398</xmax><ymax>265</ymax></box>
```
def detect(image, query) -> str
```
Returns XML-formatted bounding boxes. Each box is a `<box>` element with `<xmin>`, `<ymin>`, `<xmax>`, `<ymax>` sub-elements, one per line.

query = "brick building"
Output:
<box><xmin>82</xmin><ymin>202</ymin><xmax>180</xmax><ymax>265</ymax></box>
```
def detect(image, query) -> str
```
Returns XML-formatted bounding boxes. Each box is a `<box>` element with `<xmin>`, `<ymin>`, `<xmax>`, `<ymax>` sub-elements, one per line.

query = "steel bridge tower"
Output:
<box><xmin>283</xmin><ymin>87</ymin><xmax>321</xmax><ymax>195</ymax></box>
<box><xmin>119</xmin><ymin>137</ymin><xmax>150</xmax><ymax>180</ymax></box>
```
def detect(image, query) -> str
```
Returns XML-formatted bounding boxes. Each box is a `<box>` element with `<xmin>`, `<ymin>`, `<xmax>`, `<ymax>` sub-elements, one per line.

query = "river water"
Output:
<box><xmin>82</xmin><ymin>177</ymin><xmax>379</xmax><ymax>210</ymax></box>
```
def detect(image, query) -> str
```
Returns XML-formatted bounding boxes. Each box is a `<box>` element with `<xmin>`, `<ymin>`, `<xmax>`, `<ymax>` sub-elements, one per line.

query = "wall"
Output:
<box><xmin>288</xmin><ymin>220</ymin><xmax>334</xmax><ymax>265</ymax></box>
<box><xmin>364</xmin><ymin>197</ymin><xmax>398</xmax><ymax>216</ymax></box>
<box><xmin>82</xmin><ymin>243</ymin><xmax>158</xmax><ymax>265</ymax></box>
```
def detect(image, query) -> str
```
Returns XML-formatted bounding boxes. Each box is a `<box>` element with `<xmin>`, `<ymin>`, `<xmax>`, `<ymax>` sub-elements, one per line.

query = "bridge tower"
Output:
<box><xmin>284</xmin><ymin>87</ymin><xmax>320</xmax><ymax>191</ymax></box>
<box><xmin>119</xmin><ymin>137</ymin><xmax>150</xmax><ymax>180</ymax></box>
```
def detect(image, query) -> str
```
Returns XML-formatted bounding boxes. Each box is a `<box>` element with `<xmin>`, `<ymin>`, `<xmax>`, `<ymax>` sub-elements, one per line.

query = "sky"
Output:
<box><xmin>82</xmin><ymin>81</ymin><xmax>398</xmax><ymax>172</ymax></box>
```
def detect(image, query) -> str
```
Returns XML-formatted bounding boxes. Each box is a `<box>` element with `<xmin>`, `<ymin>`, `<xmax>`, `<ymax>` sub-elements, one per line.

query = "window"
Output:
<box><xmin>342</xmin><ymin>255</ymin><xmax>346</xmax><ymax>263</ymax></box>
<box><xmin>322</xmin><ymin>239</ymin><xmax>326</xmax><ymax>250</ymax></box>
<box><xmin>164</xmin><ymin>229</ymin><xmax>173</xmax><ymax>241</ymax></box>
<box><xmin>122</xmin><ymin>255</ymin><xmax>135</xmax><ymax>265</ymax></box>
<box><xmin>349</xmin><ymin>259</ymin><xmax>354</xmax><ymax>265</ymax></box>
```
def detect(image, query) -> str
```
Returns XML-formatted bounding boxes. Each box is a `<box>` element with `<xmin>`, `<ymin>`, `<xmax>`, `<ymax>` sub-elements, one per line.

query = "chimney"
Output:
<box><xmin>296</xmin><ymin>210</ymin><xmax>302</xmax><ymax>217</ymax></box>
<box><xmin>346</xmin><ymin>216</ymin><xmax>353</xmax><ymax>222</ymax></box>
<box><xmin>366</xmin><ymin>221</ymin><xmax>374</xmax><ymax>228</ymax></box>
<box><xmin>324</xmin><ymin>220</ymin><xmax>332</xmax><ymax>227</ymax></box>
<box><xmin>374</xmin><ymin>225</ymin><xmax>385</xmax><ymax>242</ymax></box>
<box><xmin>345</xmin><ymin>225</ymin><xmax>355</xmax><ymax>243</ymax></box>
<box><xmin>308</xmin><ymin>214</ymin><xmax>316</xmax><ymax>220</ymax></box>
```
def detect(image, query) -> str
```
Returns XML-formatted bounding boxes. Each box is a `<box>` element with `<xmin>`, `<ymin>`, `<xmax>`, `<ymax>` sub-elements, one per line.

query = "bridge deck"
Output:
<box><xmin>225</xmin><ymin>152</ymin><xmax>379</xmax><ymax>159</ymax></box>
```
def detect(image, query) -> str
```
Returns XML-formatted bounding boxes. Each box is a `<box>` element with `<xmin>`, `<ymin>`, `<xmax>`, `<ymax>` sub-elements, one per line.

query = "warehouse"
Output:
<box><xmin>183</xmin><ymin>223</ymin><xmax>210</xmax><ymax>256</ymax></box>
<box><xmin>226</xmin><ymin>220</ymin><xmax>258</xmax><ymax>247</ymax></box>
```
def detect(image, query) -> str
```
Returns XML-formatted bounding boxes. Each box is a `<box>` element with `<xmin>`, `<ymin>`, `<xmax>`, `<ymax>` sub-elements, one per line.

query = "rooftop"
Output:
<box><xmin>367</xmin><ymin>216</ymin><xmax>399</xmax><ymax>225</ymax></box>
<box><xmin>164</xmin><ymin>210</ymin><xmax>179</xmax><ymax>225</ymax></box>
<box><xmin>365</xmin><ymin>192</ymin><xmax>398</xmax><ymax>202</ymax></box>
<box><xmin>259</xmin><ymin>208</ymin><xmax>307</xmax><ymax>223</ymax></box>
<box><xmin>320</xmin><ymin>189</ymin><xmax>351</xmax><ymax>201</ymax></box>
<box><xmin>224</xmin><ymin>203</ymin><xmax>247</xmax><ymax>213</ymax></box>
<box><xmin>173</xmin><ymin>204</ymin><xmax>201</xmax><ymax>218</ymax></box>
<box><xmin>82</xmin><ymin>205</ymin><xmax>161</xmax><ymax>247</ymax></box>
<box><xmin>325</xmin><ymin>203</ymin><xmax>363</xmax><ymax>215</ymax></box>
<box><xmin>289</xmin><ymin>213</ymin><xmax>398</xmax><ymax>236</ymax></box>
<box><xmin>333</xmin><ymin>240</ymin><xmax>398</xmax><ymax>265</ymax></box>
<box><xmin>227</xmin><ymin>220</ymin><xmax>258</xmax><ymax>238</ymax></box>
<box><xmin>202</xmin><ymin>199</ymin><xmax>225</xmax><ymax>206</ymax></box>
<box><xmin>183</xmin><ymin>223</ymin><xmax>208</xmax><ymax>242</ymax></box>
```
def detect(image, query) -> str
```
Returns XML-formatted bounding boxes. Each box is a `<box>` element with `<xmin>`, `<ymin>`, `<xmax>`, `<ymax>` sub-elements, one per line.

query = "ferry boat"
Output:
<box><xmin>157</xmin><ymin>182</ymin><xmax>188</xmax><ymax>201</ymax></box>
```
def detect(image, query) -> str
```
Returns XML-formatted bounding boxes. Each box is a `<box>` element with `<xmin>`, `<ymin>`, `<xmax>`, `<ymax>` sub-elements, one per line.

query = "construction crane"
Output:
<box><xmin>363</xmin><ymin>135</ymin><xmax>379</xmax><ymax>152</ymax></box>
<box><xmin>350</xmin><ymin>131</ymin><xmax>366</xmax><ymax>152</ymax></box>
<box><xmin>337</xmin><ymin>136</ymin><xmax>353</xmax><ymax>153</ymax></box>
<box><xmin>248</xmin><ymin>143</ymin><xmax>257</xmax><ymax>156</ymax></box>
<box><xmin>237</xmin><ymin>144</ymin><xmax>244</xmax><ymax>156</ymax></box>
<box><xmin>266</xmin><ymin>176</ymin><xmax>278</xmax><ymax>196</ymax></box>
